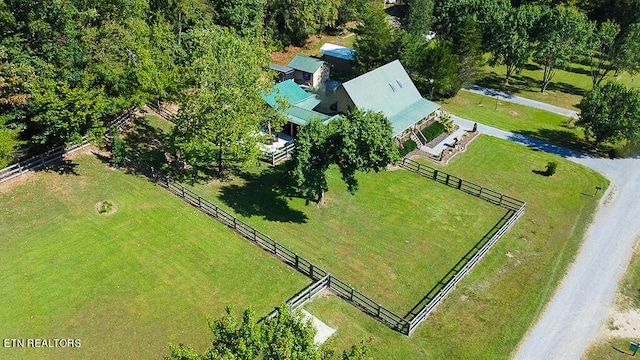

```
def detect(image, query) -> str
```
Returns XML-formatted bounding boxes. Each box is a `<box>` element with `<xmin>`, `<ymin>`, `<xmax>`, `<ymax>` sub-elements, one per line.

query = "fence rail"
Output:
<box><xmin>406</xmin><ymin>204</ymin><xmax>525</xmax><ymax>334</ymax></box>
<box><xmin>158</xmin><ymin>175</ymin><xmax>412</xmax><ymax>333</ymax></box>
<box><xmin>0</xmin><ymin>108</ymin><xmax>136</xmax><ymax>184</ymax></box>
<box><xmin>263</xmin><ymin>142</ymin><xmax>295</xmax><ymax>166</ymax></box>
<box><xmin>400</xmin><ymin>157</ymin><xmax>525</xmax><ymax>211</ymax></box>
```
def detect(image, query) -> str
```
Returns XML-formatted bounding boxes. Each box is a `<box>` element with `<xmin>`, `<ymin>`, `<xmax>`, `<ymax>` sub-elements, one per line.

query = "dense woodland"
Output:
<box><xmin>1</xmin><ymin>0</ymin><xmax>639</xmax><ymax>168</ymax></box>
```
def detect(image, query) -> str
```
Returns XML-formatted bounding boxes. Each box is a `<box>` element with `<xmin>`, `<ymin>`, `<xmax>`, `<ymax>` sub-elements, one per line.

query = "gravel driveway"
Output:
<box><xmin>452</xmin><ymin>106</ymin><xmax>640</xmax><ymax>360</ymax></box>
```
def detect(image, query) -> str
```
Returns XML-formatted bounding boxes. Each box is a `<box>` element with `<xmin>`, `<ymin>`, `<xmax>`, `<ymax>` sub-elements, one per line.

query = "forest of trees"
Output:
<box><xmin>1</xmin><ymin>0</ymin><xmax>640</xmax><ymax>168</ymax></box>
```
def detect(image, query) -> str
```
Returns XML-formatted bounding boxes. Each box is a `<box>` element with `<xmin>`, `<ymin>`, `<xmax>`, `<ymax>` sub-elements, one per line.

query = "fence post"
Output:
<box><xmin>295</xmin><ymin>254</ymin><xmax>299</xmax><ymax>268</ymax></box>
<box><xmin>253</xmin><ymin>228</ymin><xmax>257</xmax><ymax>242</ymax></box>
<box><xmin>310</xmin><ymin>264</ymin><xmax>314</xmax><ymax>278</ymax></box>
<box><xmin>181</xmin><ymin>185</ymin><xmax>185</xmax><ymax>198</ymax></box>
<box><xmin>327</xmin><ymin>274</ymin><xmax>331</xmax><ymax>289</ymax></box>
<box><xmin>198</xmin><ymin>196</ymin><xmax>201</xmax><ymax>208</ymax></box>
<box><xmin>499</xmin><ymin>194</ymin><xmax>503</xmax><ymax>207</ymax></box>
<box><xmin>40</xmin><ymin>154</ymin><xmax>45</xmax><ymax>167</ymax></box>
<box><xmin>233</xmin><ymin>217</ymin><xmax>236</xmax><ymax>229</ymax></box>
<box><xmin>18</xmin><ymin>163</ymin><xmax>23</xmax><ymax>175</ymax></box>
<box><xmin>377</xmin><ymin>304</ymin><xmax>381</xmax><ymax>317</ymax></box>
<box><xmin>417</xmin><ymin>162</ymin><xmax>421</xmax><ymax>173</ymax></box>
<box><xmin>457</xmin><ymin>178</ymin><xmax>462</xmax><ymax>190</ymax></box>
<box><xmin>350</xmin><ymin>286</ymin><xmax>354</xmax><ymax>301</ymax></box>
<box><xmin>433</xmin><ymin>169</ymin><xmax>438</xmax><ymax>180</ymax></box>
<box><xmin>215</xmin><ymin>206</ymin><xmax>219</xmax><ymax>218</ymax></box>
<box><xmin>445</xmin><ymin>174</ymin><xmax>450</xmax><ymax>185</ymax></box>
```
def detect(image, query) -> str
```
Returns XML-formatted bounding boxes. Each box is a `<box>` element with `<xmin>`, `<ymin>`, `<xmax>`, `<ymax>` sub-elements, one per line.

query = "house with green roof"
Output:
<box><xmin>262</xmin><ymin>79</ymin><xmax>338</xmax><ymax>137</ymax></box>
<box><xmin>323</xmin><ymin>60</ymin><xmax>440</xmax><ymax>140</ymax></box>
<box><xmin>287</xmin><ymin>54</ymin><xmax>330</xmax><ymax>90</ymax></box>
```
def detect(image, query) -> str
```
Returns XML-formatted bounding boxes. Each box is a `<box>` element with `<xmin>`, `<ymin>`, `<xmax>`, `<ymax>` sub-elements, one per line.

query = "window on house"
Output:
<box><xmin>396</xmin><ymin>79</ymin><xmax>404</xmax><ymax>88</ymax></box>
<box><xmin>389</xmin><ymin>83</ymin><xmax>396</xmax><ymax>92</ymax></box>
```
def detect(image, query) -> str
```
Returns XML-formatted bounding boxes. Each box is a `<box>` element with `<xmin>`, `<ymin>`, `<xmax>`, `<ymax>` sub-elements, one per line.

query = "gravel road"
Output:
<box><xmin>452</xmin><ymin>105</ymin><xmax>640</xmax><ymax>360</ymax></box>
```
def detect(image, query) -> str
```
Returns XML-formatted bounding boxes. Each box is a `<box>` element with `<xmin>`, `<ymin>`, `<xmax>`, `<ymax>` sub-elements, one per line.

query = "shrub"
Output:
<box><xmin>438</xmin><ymin>111</ymin><xmax>455</xmax><ymax>133</ymax></box>
<box><xmin>545</xmin><ymin>161</ymin><xmax>557</xmax><ymax>176</ymax></box>
<box><xmin>399</xmin><ymin>139</ymin><xmax>417</xmax><ymax>157</ymax></box>
<box><xmin>110</xmin><ymin>127</ymin><xmax>125</xmax><ymax>167</ymax></box>
<box><xmin>421</xmin><ymin>122</ymin><xmax>445</xmax><ymax>142</ymax></box>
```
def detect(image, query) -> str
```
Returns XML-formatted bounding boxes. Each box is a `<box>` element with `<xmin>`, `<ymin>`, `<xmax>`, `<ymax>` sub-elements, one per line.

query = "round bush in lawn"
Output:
<box><xmin>95</xmin><ymin>200</ymin><xmax>117</xmax><ymax>215</ymax></box>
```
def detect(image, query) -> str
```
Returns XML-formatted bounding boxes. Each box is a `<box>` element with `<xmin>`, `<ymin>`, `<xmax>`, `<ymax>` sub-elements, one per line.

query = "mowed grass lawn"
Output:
<box><xmin>441</xmin><ymin>90</ymin><xmax>593</xmax><ymax>152</ymax></box>
<box><xmin>185</xmin><ymin>163</ymin><xmax>506</xmax><ymax>314</ymax></box>
<box><xmin>0</xmin><ymin>154</ymin><xmax>309</xmax><ymax>360</ymax></box>
<box><xmin>303</xmin><ymin>136</ymin><xmax>607</xmax><ymax>359</ymax></box>
<box><xmin>479</xmin><ymin>61</ymin><xmax>640</xmax><ymax>111</ymax></box>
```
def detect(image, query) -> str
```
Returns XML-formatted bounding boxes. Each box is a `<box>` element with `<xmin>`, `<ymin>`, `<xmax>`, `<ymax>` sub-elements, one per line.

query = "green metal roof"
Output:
<box><xmin>341</xmin><ymin>60</ymin><xmax>440</xmax><ymax>136</ymax></box>
<box><xmin>390</xmin><ymin>99</ymin><xmax>441</xmax><ymax>136</ymax></box>
<box><xmin>288</xmin><ymin>55</ymin><xmax>325</xmax><ymax>74</ymax></box>
<box><xmin>262</xmin><ymin>79</ymin><xmax>311</xmax><ymax>107</ymax></box>
<box><xmin>284</xmin><ymin>107</ymin><xmax>336</xmax><ymax>126</ymax></box>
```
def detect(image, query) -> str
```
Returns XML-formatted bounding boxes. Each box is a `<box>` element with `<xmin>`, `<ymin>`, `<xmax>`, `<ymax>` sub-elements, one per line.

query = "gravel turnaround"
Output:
<box><xmin>452</xmin><ymin>110</ymin><xmax>640</xmax><ymax>360</ymax></box>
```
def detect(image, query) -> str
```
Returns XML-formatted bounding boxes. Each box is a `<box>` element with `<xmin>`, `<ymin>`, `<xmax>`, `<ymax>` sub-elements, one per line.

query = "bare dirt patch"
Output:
<box><xmin>508</xmin><ymin>110</ymin><xmax>520</xmax><ymax>116</ymax></box>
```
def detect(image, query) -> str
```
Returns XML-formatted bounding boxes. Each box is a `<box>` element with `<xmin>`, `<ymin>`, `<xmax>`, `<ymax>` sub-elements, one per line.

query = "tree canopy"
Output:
<box><xmin>287</xmin><ymin>110</ymin><xmax>399</xmax><ymax>204</ymax></box>
<box><xmin>165</xmin><ymin>305</ymin><xmax>371</xmax><ymax>360</ymax></box>
<box><xmin>577</xmin><ymin>81</ymin><xmax>640</xmax><ymax>148</ymax></box>
<box><xmin>171</xmin><ymin>26</ymin><xmax>273</xmax><ymax>174</ymax></box>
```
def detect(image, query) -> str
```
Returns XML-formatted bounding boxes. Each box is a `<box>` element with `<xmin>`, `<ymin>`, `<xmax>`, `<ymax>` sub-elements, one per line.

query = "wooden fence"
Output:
<box><xmin>406</xmin><ymin>206</ymin><xmax>525</xmax><ymax>334</ymax></box>
<box><xmin>158</xmin><ymin>175</ymin><xmax>411</xmax><ymax>333</ymax></box>
<box><xmin>400</xmin><ymin>157</ymin><xmax>525</xmax><ymax>211</ymax></box>
<box><xmin>148</xmin><ymin>101</ymin><xmax>296</xmax><ymax>167</ymax></box>
<box><xmin>263</xmin><ymin>142</ymin><xmax>295</xmax><ymax>166</ymax></box>
<box><xmin>0</xmin><ymin>108</ymin><xmax>136</xmax><ymax>184</ymax></box>
<box><xmin>399</xmin><ymin>156</ymin><xmax>526</xmax><ymax>334</ymax></box>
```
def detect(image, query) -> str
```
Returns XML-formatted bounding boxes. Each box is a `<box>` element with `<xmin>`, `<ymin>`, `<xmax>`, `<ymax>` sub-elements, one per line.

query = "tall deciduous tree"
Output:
<box><xmin>287</xmin><ymin>111</ymin><xmax>398</xmax><ymax>204</ymax></box>
<box><xmin>333</xmin><ymin>110</ymin><xmax>400</xmax><ymax>193</ymax></box>
<box><xmin>587</xmin><ymin>19</ymin><xmax>620</xmax><ymax>87</ymax></box>
<box><xmin>532</xmin><ymin>6</ymin><xmax>592</xmax><ymax>93</ymax></box>
<box><xmin>613</xmin><ymin>22</ymin><xmax>640</xmax><ymax>79</ymax></box>
<box><xmin>353</xmin><ymin>4</ymin><xmax>395</xmax><ymax>73</ymax></box>
<box><xmin>171</xmin><ymin>26</ymin><xmax>273</xmax><ymax>174</ymax></box>
<box><xmin>287</xmin><ymin>119</ymin><xmax>333</xmax><ymax>204</ymax></box>
<box><xmin>577</xmin><ymin>81</ymin><xmax>640</xmax><ymax>149</ymax></box>
<box><xmin>487</xmin><ymin>5</ymin><xmax>540</xmax><ymax>85</ymax></box>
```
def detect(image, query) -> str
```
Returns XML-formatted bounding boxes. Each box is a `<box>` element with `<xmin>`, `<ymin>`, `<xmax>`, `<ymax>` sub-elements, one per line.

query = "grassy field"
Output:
<box><xmin>0</xmin><ymin>154</ymin><xmax>309</xmax><ymax>360</ymax></box>
<box><xmin>440</xmin><ymin>90</ymin><xmax>595</xmax><ymax>153</ymax></box>
<box><xmin>479</xmin><ymin>61</ymin><xmax>640</xmax><ymax>111</ymax></box>
<box><xmin>300</xmin><ymin>136</ymin><xmax>607</xmax><ymax>359</ymax></box>
<box><xmin>183</xmin><ymin>163</ymin><xmax>507</xmax><ymax>314</ymax></box>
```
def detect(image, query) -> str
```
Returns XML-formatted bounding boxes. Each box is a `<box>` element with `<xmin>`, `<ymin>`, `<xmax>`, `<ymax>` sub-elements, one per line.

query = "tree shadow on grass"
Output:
<box><xmin>477</xmin><ymin>72</ymin><xmax>540</xmax><ymax>95</ymax></box>
<box><xmin>44</xmin><ymin>160</ymin><xmax>79</xmax><ymax>176</ymax></box>
<box><xmin>516</xmin><ymin>128</ymin><xmax>597</xmax><ymax>155</ymax></box>
<box><xmin>218</xmin><ymin>165</ymin><xmax>308</xmax><ymax>224</ymax></box>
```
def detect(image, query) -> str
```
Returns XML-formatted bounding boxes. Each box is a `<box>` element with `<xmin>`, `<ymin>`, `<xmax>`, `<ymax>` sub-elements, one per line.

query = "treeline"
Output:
<box><xmin>0</xmin><ymin>0</ymin><xmax>369</xmax><ymax>168</ymax></box>
<box><xmin>354</xmin><ymin>0</ymin><xmax>640</xmax><ymax>100</ymax></box>
<box><xmin>2</xmin><ymin>0</ymin><xmax>639</xmax><ymax>168</ymax></box>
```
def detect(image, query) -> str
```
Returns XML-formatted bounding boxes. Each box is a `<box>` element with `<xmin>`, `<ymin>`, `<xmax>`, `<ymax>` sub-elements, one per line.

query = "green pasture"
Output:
<box><xmin>183</xmin><ymin>162</ymin><xmax>506</xmax><ymax>315</ymax></box>
<box><xmin>0</xmin><ymin>154</ymin><xmax>308</xmax><ymax>360</ymax></box>
<box><xmin>304</xmin><ymin>136</ymin><xmax>606</xmax><ymax>359</ymax></box>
